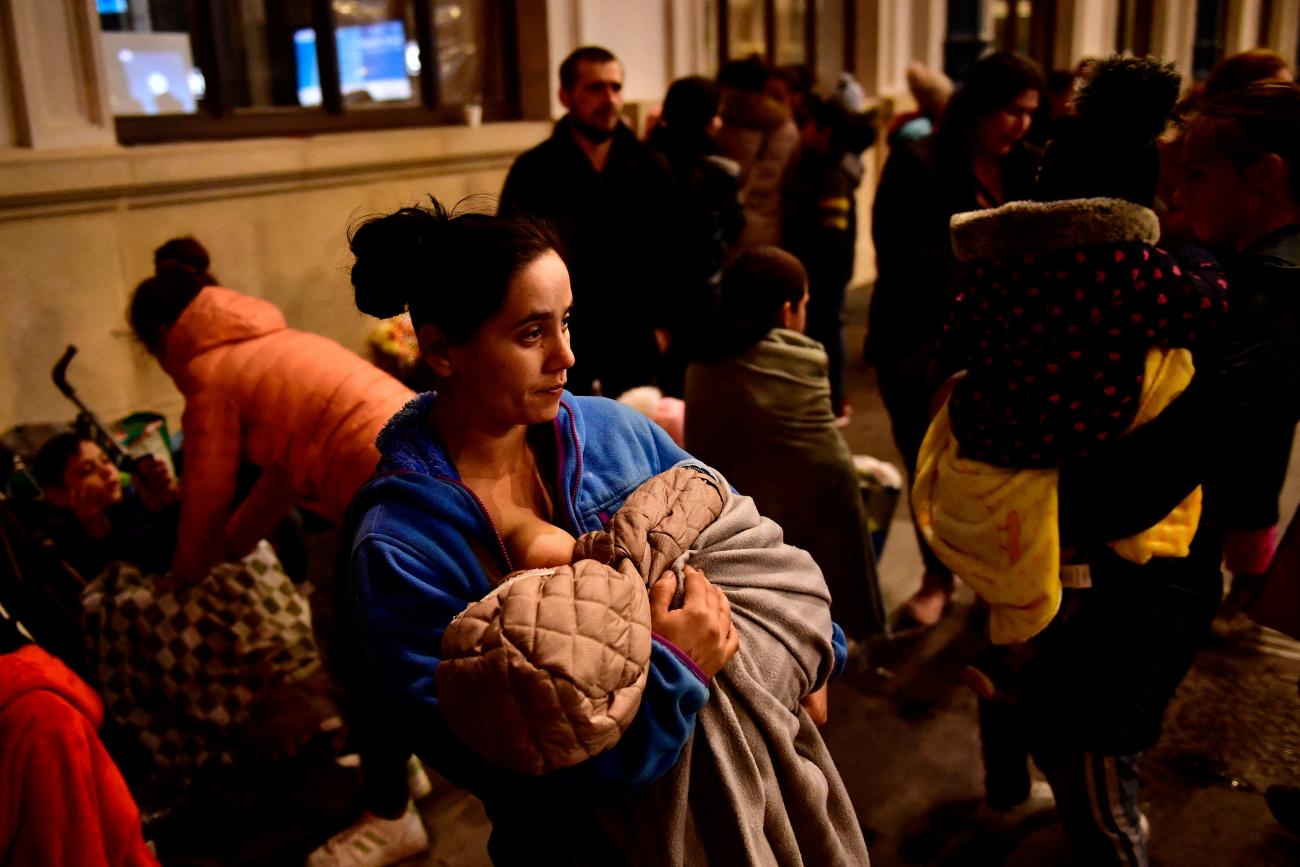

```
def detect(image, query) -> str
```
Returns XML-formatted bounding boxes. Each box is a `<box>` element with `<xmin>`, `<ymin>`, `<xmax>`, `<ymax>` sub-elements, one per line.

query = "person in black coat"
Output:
<box><xmin>785</xmin><ymin>95</ymin><xmax>875</xmax><ymax>419</ymax></box>
<box><xmin>500</xmin><ymin>46</ymin><xmax>684</xmax><ymax>399</ymax></box>
<box><xmin>1000</xmin><ymin>81</ymin><xmax>1300</xmax><ymax>864</ymax></box>
<box><xmin>866</xmin><ymin>51</ymin><xmax>1043</xmax><ymax>626</ymax></box>
<box><xmin>646</xmin><ymin>75</ymin><xmax>743</xmax><ymax>396</ymax></box>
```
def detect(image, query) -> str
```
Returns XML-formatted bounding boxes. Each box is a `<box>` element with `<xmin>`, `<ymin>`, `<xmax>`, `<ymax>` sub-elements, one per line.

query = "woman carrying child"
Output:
<box><xmin>344</xmin><ymin>199</ymin><xmax>868</xmax><ymax>865</ymax></box>
<box><xmin>914</xmin><ymin>57</ymin><xmax>1232</xmax><ymax>866</ymax></box>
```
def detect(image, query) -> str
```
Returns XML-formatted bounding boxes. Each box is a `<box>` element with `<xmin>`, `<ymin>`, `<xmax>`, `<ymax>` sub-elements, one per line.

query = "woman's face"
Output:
<box><xmin>974</xmin><ymin>88</ymin><xmax>1039</xmax><ymax>158</ymax></box>
<box><xmin>443</xmin><ymin>250</ymin><xmax>575</xmax><ymax>428</ymax></box>
<box><xmin>1177</xmin><ymin>126</ymin><xmax>1260</xmax><ymax>249</ymax></box>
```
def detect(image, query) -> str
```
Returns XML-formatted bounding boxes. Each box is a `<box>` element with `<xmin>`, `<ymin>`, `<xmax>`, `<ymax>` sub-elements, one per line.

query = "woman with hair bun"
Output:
<box><xmin>128</xmin><ymin>238</ymin><xmax>415</xmax><ymax>583</ymax></box>
<box><xmin>345</xmin><ymin>198</ymin><xmax>866</xmax><ymax>865</ymax></box>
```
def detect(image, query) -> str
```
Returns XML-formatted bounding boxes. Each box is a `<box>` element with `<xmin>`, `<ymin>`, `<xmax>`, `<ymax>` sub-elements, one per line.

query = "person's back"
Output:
<box><xmin>130</xmin><ymin>251</ymin><xmax>414</xmax><ymax>583</ymax></box>
<box><xmin>164</xmin><ymin>286</ymin><xmax>411</xmax><ymax>522</ymax></box>
<box><xmin>646</xmin><ymin>75</ymin><xmax>744</xmax><ymax>395</ymax></box>
<box><xmin>685</xmin><ymin>248</ymin><xmax>884</xmax><ymax>640</ymax></box>
<box><xmin>714</xmin><ymin>57</ymin><xmax>801</xmax><ymax>250</ymax></box>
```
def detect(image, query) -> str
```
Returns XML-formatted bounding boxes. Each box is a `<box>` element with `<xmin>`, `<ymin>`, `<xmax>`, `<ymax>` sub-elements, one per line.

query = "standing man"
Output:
<box><xmin>500</xmin><ymin>46</ymin><xmax>683</xmax><ymax>397</ymax></box>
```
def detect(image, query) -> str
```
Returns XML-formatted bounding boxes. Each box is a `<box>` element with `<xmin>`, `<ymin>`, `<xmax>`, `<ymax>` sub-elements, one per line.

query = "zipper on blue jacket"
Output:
<box><xmin>437</xmin><ymin>476</ymin><xmax>514</xmax><ymax>574</ymax></box>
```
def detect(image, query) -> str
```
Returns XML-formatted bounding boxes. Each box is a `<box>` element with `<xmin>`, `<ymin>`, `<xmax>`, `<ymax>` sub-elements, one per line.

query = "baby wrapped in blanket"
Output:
<box><xmin>437</xmin><ymin>464</ymin><xmax>868</xmax><ymax>866</ymax></box>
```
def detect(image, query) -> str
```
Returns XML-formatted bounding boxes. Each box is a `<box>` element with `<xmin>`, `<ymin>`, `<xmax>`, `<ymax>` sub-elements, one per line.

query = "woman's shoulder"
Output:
<box><xmin>563</xmin><ymin>395</ymin><xmax>692</xmax><ymax>501</ymax></box>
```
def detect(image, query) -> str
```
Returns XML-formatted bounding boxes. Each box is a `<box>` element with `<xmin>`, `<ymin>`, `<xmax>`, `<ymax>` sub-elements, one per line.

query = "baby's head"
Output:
<box><xmin>1035</xmin><ymin>56</ymin><xmax>1182</xmax><ymax>208</ymax></box>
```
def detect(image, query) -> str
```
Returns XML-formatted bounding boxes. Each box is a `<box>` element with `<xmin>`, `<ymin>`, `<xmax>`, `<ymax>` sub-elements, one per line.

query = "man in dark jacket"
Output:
<box><xmin>499</xmin><ymin>46</ymin><xmax>683</xmax><ymax>398</ymax></box>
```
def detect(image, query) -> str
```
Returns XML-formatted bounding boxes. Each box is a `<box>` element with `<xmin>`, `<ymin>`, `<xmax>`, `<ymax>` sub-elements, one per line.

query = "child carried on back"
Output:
<box><xmin>912</xmin><ymin>57</ymin><xmax>1230</xmax><ymax>644</ymax></box>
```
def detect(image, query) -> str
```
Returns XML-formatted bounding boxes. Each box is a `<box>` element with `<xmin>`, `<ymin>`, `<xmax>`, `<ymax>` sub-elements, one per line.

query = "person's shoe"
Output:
<box><xmin>975</xmin><ymin>779</ymin><xmax>1056</xmax><ymax>831</ymax></box>
<box><xmin>306</xmin><ymin>803</ymin><xmax>429</xmax><ymax>867</ymax></box>
<box><xmin>1266</xmin><ymin>784</ymin><xmax>1300</xmax><ymax>836</ymax></box>
<box><xmin>407</xmin><ymin>756</ymin><xmax>433</xmax><ymax>801</ymax></box>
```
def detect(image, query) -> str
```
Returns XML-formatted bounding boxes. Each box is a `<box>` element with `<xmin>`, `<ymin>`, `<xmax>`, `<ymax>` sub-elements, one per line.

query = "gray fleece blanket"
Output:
<box><xmin>595</xmin><ymin>466</ymin><xmax>870</xmax><ymax>866</ymax></box>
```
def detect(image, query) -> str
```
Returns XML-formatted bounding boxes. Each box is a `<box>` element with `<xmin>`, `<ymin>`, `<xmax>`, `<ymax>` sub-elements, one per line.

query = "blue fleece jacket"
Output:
<box><xmin>350</xmin><ymin>392</ymin><xmax>711</xmax><ymax>809</ymax></box>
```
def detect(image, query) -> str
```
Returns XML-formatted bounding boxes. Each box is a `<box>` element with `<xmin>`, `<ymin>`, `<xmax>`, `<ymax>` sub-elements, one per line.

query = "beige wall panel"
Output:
<box><xmin>0</xmin><ymin>162</ymin><xmax>512</xmax><ymax>432</ymax></box>
<box><xmin>0</xmin><ymin>209</ymin><xmax>149</xmax><ymax>427</ymax></box>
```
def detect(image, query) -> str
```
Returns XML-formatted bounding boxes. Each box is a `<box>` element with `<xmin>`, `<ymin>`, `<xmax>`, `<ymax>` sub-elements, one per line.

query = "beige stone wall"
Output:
<box><xmin>0</xmin><ymin>122</ymin><xmax>551</xmax><ymax>432</ymax></box>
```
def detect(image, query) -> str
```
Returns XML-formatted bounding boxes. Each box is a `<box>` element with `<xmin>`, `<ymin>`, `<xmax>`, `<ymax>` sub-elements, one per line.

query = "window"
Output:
<box><xmin>715</xmin><ymin>0</ymin><xmax>845</xmax><ymax>77</ymax></box>
<box><xmin>945</xmin><ymin>0</ymin><xmax>986</xmax><ymax>82</ymax></box>
<box><xmin>1193</xmin><ymin>0</ymin><xmax>1229</xmax><ymax>80</ymax></box>
<box><xmin>1115</xmin><ymin>0</ymin><xmax>1154</xmax><ymax>56</ymax></box>
<box><xmin>992</xmin><ymin>0</ymin><xmax>1056</xmax><ymax>71</ymax></box>
<box><xmin>106</xmin><ymin>0</ymin><xmax>520</xmax><ymax>144</ymax></box>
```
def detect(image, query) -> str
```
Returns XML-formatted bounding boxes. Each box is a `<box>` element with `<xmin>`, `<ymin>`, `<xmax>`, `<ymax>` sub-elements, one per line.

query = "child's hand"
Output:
<box><xmin>801</xmin><ymin>683</ymin><xmax>829</xmax><ymax>726</ymax></box>
<box><xmin>649</xmin><ymin>565</ymin><xmax>740</xmax><ymax>679</ymax></box>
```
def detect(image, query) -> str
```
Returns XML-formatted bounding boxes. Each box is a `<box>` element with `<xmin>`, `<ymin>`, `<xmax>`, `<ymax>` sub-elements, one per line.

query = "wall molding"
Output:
<box><xmin>0</xmin><ymin>121</ymin><xmax>551</xmax><ymax>220</ymax></box>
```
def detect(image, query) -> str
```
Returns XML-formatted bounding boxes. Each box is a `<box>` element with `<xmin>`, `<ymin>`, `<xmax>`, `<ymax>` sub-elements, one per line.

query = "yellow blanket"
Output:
<box><xmin>912</xmin><ymin>348</ymin><xmax>1202</xmax><ymax>645</ymax></box>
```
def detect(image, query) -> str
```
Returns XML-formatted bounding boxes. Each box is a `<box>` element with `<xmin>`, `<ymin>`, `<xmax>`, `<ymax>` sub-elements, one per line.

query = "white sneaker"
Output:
<box><xmin>306</xmin><ymin>804</ymin><xmax>429</xmax><ymax>867</ymax></box>
<box><xmin>407</xmin><ymin>756</ymin><xmax>433</xmax><ymax>801</ymax></box>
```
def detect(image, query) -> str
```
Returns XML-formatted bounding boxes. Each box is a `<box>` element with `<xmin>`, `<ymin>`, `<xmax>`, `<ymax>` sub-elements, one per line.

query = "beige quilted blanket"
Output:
<box><xmin>436</xmin><ymin>466</ymin><xmax>724</xmax><ymax>775</ymax></box>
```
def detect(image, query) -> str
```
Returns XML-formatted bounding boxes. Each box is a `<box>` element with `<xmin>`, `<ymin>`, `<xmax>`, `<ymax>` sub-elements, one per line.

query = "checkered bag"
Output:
<box><xmin>81</xmin><ymin>540</ymin><xmax>322</xmax><ymax>773</ymax></box>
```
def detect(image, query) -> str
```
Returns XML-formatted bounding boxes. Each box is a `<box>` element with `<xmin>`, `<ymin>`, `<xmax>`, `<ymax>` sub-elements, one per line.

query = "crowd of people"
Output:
<box><xmin>1</xmin><ymin>37</ymin><xmax>1299</xmax><ymax>867</ymax></box>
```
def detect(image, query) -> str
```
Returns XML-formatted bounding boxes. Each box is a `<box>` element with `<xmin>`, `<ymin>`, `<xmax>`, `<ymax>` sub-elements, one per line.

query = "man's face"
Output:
<box><xmin>561</xmin><ymin>60</ymin><xmax>624</xmax><ymax>143</ymax></box>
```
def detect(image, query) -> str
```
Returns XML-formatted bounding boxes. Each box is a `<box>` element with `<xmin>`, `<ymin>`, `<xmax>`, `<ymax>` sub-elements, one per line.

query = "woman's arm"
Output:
<box><xmin>219</xmin><ymin>465</ymin><xmax>298</xmax><ymax>562</ymax></box>
<box><xmin>1058</xmin><ymin>374</ymin><xmax>1221</xmax><ymax>544</ymax></box>
<box><xmin>172</xmin><ymin>394</ymin><xmax>243</xmax><ymax>583</ymax></box>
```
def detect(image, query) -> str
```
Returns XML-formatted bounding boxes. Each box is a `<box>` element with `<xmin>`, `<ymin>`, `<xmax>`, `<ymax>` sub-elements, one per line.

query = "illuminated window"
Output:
<box><xmin>102</xmin><ymin>0</ymin><xmax>520</xmax><ymax>143</ymax></box>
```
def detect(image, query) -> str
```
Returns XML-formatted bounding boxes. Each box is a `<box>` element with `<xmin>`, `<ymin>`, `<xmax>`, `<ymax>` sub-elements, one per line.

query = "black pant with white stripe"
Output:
<box><xmin>1032</xmin><ymin>745</ymin><xmax>1147</xmax><ymax>867</ymax></box>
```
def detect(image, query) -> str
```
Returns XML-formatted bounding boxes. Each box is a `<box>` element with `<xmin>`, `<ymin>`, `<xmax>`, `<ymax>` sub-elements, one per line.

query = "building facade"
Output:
<box><xmin>0</xmin><ymin>0</ymin><xmax>1296</xmax><ymax>430</ymax></box>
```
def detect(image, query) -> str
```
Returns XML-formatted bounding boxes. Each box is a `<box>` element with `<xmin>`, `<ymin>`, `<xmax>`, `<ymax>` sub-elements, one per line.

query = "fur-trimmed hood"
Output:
<box><xmin>950</xmin><ymin>197</ymin><xmax>1160</xmax><ymax>263</ymax></box>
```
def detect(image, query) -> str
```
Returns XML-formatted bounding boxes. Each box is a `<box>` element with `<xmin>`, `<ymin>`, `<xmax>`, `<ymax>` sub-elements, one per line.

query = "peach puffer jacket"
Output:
<box><xmin>163</xmin><ymin>287</ymin><xmax>414</xmax><ymax>580</ymax></box>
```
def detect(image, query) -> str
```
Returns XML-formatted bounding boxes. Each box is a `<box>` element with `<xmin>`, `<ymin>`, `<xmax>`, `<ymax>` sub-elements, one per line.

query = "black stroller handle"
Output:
<box><xmin>52</xmin><ymin>345</ymin><xmax>77</xmax><ymax>399</ymax></box>
<box><xmin>50</xmin><ymin>344</ymin><xmax>134</xmax><ymax>471</ymax></box>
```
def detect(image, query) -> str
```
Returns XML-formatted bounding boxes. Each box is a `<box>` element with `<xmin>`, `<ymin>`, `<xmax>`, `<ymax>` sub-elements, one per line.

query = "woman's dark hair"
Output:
<box><xmin>936</xmin><ymin>51</ymin><xmax>1044</xmax><ymax>164</ymax></box>
<box><xmin>32</xmin><ymin>432</ymin><xmax>84</xmax><ymax>490</ymax></box>
<box><xmin>648</xmin><ymin>76</ymin><xmax>720</xmax><ymax>159</ymax></box>
<box><xmin>129</xmin><ymin>239</ymin><xmax>219</xmax><ymax>354</ymax></box>
<box><xmin>154</xmin><ymin>236</ymin><xmax>212</xmax><ymax>277</ymax></box>
<box><xmin>697</xmin><ymin>247</ymin><xmax>807</xmax><ymax>362</ymax></box>
<box><xmin>661</xmin><ymin>76</ymin><xmax>720</xmax><ymax>136</ymax></box>
<box><xmin>349</xmin><ymin>197</ymin><xmax>563</xmax><ymax>344</ymax></box>
<box><xmin>1036</xmin><ymin>55</ymin><xmax>1181</xmax><ymax>206</ymax></box>
<box><xmin>718</xmin><ymin>55</ymin><xmax>771</xmax><ymax>93</ymax></box>
<box><xmin>1189</xmin><ymin>82</ymin><xmax>1300</xmax><ymax>201</ymax></box>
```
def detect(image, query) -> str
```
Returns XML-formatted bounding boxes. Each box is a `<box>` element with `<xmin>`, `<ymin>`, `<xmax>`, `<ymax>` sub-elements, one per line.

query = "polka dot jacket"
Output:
<box><xmin>944</xmin><ymin>239</ymin><xmax>1229</xmax><ymax>468</ymax></box>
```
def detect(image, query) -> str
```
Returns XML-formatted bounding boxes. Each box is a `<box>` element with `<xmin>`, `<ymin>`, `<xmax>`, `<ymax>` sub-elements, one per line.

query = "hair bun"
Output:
<box><xmin>1075</xmin><ymin>56</ymin><xmax>1181</xmax><ymax>145</ymax></box>
<box><xmin>350</xmin><ymin>201</ymin><xmax>449</xmax><ymax>319</ymax></box>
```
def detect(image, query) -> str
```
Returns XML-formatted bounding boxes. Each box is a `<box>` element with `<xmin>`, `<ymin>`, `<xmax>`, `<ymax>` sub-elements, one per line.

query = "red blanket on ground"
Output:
<box><xmin>0</xmin><ymin>644</ymin><xmax>155</xmax><ymax>867</ymax></box>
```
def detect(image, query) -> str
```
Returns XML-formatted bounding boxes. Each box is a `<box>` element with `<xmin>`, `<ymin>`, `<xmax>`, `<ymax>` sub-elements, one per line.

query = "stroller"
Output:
<box><xmin>0</xmin><ymin>346</ymin><xmax>365</xmax><ymax>866</ymax></box>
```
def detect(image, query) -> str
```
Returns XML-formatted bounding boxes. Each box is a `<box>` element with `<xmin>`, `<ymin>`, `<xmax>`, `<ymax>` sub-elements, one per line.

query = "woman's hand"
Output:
<box><xmin>649</xmin><ymin>565</ymin><xmax>740</xmax><ymax>679</ymax></box>
<box><xmin>132</xmin><ymin>455</ymin><xmax>178</xmax><ymax>513</ymax></box>
<box><xmin>800</xmin><ymin>684</ymin><xmax>829</xmax><ymax>727</ymax></box>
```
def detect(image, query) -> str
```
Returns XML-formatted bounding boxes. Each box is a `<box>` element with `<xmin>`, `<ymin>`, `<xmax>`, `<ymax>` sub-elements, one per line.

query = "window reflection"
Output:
<box><xmin>99</xmin><ymin>0</ymin><xmax>200</xmax><ymax>116</ymax></box>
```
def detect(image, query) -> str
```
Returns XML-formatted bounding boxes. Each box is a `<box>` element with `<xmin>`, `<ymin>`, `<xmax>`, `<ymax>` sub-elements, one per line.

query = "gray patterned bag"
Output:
<box><xmin>81</xmin><ymin>540</ymin><xmax>322</xmax><ymax>773</ymax></box>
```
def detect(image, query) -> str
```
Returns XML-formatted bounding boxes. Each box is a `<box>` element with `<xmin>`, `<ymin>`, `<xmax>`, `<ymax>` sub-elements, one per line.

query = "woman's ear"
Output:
<box><xmin>417</xmin><ymin>323</ymin><xmax>454</xmax><ymax>378</ymax></box>
<box><xmin>1247</xmin><ymin>153</ymin><xmax>1290</xmax><ymax>197</ymax></box>
<box><xmin>44</xmin><ymin>486</ymin><xmax>69</xmax><ymax>508</ymax></box>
